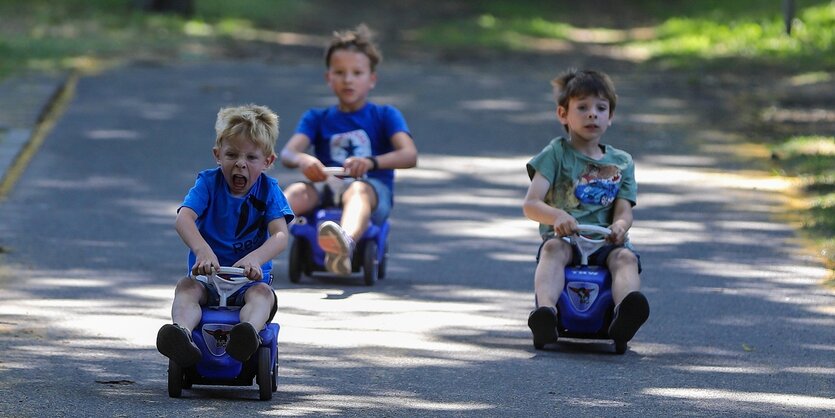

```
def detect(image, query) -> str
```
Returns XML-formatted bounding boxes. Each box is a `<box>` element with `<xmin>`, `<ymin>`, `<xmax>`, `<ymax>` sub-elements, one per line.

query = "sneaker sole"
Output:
<box><xmin>528</xmin><ymin>308</ymin><xmax>558</xmax><ymax>348</ymax></box>
<box><xmin>156</xmin><ymin>324</ymin><xmax>202</xmax><ymax>368</ymax></box>
<box><xmin>325</xmin><ymin>253</ymin><xmax>352</xmax><ymax>276</ymax></box>
<box><xmin>226</xmin><ymin>323</ymin><xmax>260</xmax><ymax>362</ymax></box>
<box><xmin>318</xmin><ymin>222</ymin><xmax>350</xmax><ymax>255</ymax></box>
<box><xmin>608</xmin><ymin>292</ymin><xmax>650</xmax><ymax>343</ymax></box>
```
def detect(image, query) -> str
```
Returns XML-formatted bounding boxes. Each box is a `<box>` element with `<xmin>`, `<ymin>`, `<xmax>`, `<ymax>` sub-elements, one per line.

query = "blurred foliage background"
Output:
<box><xmin>0</xmin><ymin>0</ymin><xmax>833</xmax><ymax>274</ymax></box>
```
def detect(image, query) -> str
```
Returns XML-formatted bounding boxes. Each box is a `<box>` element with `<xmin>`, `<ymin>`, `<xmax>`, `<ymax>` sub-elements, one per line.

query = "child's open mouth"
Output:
<box><xmin>232</xmin><ymin>174</ymin><xmax>247</xmax><ymax>189</ymax></box>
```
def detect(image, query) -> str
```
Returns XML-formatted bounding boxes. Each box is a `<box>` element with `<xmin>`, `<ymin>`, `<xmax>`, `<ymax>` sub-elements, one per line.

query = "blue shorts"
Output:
<box><xmin>536</xmin><ymin>237</ymin><xmax>642</xmax><ymax>273</ymax></box>
<box><xmin>317</xmin><ymin>177</ymin><xmax>392</xmax><ymax>225</ymax></box>
<box><xmin>196</xmin><ymin>275</ymin><xmax>278</xmax><ymax>322</ymax></box>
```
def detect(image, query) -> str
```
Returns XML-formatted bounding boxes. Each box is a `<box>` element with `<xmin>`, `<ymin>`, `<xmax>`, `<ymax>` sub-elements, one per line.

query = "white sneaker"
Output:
<box><xmin>318</xmin><ymin>221</ymin><xmax>354</xmax><ymax>276</ymax></box>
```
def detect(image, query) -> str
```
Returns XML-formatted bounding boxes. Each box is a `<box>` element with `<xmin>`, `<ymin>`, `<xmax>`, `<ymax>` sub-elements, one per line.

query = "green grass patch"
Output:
<box><xmin>771</xmin><ymin>136</ymin><xmax>835</xmax><ymax>271</ymax></box>
<box><xmin>414</xmin><ymin>0</ymin><xmax>835</xmax><ymax>70</ymax></box>
<box><xmin>0</xmin><ymin>0</ymin><xmax>307</xmax><ymax>78</ymax></box>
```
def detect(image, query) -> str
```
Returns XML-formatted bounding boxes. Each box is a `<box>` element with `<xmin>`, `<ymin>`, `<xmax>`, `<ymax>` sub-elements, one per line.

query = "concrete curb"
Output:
<box><xmin>0</xmin><ymin>72</ymin><xmax>73</xmax><ymax>197</ymax></box>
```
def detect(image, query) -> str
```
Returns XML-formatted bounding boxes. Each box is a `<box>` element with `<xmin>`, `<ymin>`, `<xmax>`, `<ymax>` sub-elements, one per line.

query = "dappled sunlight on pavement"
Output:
<box><xmin>643</xmin><ymin>388</ymin><xmax>835</xmax><ymax>411</ymax></box>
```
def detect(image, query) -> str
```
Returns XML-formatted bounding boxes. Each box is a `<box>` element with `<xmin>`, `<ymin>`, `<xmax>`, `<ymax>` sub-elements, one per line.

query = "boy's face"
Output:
<box><xmin>326</xmin><ymin>49</ymin><xmax>377</xmax><ymax>112</ymax></box>
<box><xmin>557</xmin><ymin>95</ymin><xmax>614</xmax><ymax>143</ymax></box>
<box><xmin>212</xmin><ymin>135</ymin><xmax>275</xmax><ymax>197</ymax></box>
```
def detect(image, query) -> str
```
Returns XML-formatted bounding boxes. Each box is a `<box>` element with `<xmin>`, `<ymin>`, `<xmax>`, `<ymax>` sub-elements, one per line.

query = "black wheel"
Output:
<box><xmin>257</xmin><ymin>347</ymin><xmax>272</xmax><ymax>401</ymax></box>
<box><xmin>272</xmin><ymin>364</ymin><xmax>278</xmax><ymax>392</ymax></box>
<box><xmin>363</xmin><ymin>241</ymin><xmax>378</xmax><ymax>286</ymax></box>
<box><xmin>288</xmin><ymin>239</ymin><xmax>305</xmax><ymax>283</ymax></box>
<box><xmin>167</xmin><ymin>359</ymin><xmax>183</xmax><ymax>398</ymax></box>
<box><xmin>377</xmin><ymin>242</ymin><xmax>388</xmax><ymax>279</ymax></box>
<box><xmin>614</xmin><ymin>340</ymin><xmax>627</xmax><ymax>355</ymax></box>
<box><xmin>183</xmin><ymin>372</ymin><xmax>193</xmax><ymax>389</ymax></box>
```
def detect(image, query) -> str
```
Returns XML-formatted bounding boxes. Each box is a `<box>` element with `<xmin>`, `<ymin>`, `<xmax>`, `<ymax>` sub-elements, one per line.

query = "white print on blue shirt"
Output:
<box><xmin>330</xmin><ymin>129</ymin><xmax>372</xmax><ymax>163</ymax></box>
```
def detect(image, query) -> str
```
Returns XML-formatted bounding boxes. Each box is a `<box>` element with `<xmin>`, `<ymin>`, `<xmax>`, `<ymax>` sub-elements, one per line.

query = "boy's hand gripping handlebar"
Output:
<box><xmin>570</xmin><ymin>224</ymin><xmax>612</xmax><ymax>266</ymax></box>
<box><xmin>191</xmin><ymin>266</ymin><xmax>250</xmax><ymax>308</ymax></box>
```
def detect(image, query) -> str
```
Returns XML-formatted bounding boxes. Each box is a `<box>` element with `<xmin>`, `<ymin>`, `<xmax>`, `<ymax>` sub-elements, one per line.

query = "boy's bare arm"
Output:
<box><xmin>235</xmin><ymin>217</ymin><xmax>290</xmax><ymax>280</ymax></box>
<box><xmin>608</xmin><ymin>199</ymin><xmax>633</xmax><ymax>244</ymax></box>
<box><xmin>380</xmin><ymin>132</ymin><xmax>417</xmax><ymax>169</ymax></box>
<box><xmin>175</xmin><ymin>207</ymin><xmax>219</xmax><ymax>275</ymax></box>
<box><xmin>523</xmin><ymin>172</ymin><xmax>577</xmax><ymax>236</ymax></box>
<box><xmin>280</xmin><ymin>133</ymin><xmax>328</xmax><ymax>182</ymax></box>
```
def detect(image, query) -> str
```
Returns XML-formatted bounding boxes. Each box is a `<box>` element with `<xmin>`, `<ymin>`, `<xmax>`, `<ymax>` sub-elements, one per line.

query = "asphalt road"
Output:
<box><xmin>0</xmin><ymin>59</ymin><xmax>833</xmax><ymax>417</ymax></box>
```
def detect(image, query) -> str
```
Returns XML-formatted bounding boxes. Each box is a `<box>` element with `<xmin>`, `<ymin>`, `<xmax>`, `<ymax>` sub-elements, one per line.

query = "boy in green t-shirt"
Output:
<box><xmin>523</xmin><ymin>69</ymin><xmax>649</xmax><ymax>349</ymax></box>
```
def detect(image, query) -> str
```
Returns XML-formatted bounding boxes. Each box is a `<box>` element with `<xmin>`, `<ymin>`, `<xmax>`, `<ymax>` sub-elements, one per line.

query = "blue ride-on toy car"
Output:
<box><xmin>287</xmin><ymin>168</ymin><xmax>389</xmax><ymax>286</ymax></box>
<box><xmin>545</xmin><ymin>225</ymin><xmax>630</xmax><ymax>354</ymax></box>
<box><xmin>167</xmin><ymin>267</ymin><xmax>280</xmax><ymax>400</ymax></box>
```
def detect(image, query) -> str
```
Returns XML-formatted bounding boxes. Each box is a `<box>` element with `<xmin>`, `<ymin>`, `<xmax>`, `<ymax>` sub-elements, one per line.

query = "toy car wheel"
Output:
<box><xmin>288</xmin><ymin>239</ymin><xmax>305</xmax><ymax>283</ymax></box>
<box><xmin>167</xmin><ymin>359</ymin><xmax>184</xmax><ymax>398</ymax></box>
<box><xmin>272</xmin><ymin>364</ymin><xmax>278</xmax><ymax>392</ymax></box>
<box><xmin>378</xmin><ymin>242</ymin><xmax>388</xmax><ymax>280</ymax></box>
<box><xmin>363</xmin><ymin>241</ymin><xmax>378</xmax><ymax>286</ymax></box>
<box><xmin>614</xmin><ymin>340</ymin><xmax>627</xmax><ymax>355</ymax></box>
<box><xmin>183</xmin><ymin>371</ymin><xmax>193</xmax><ymax>389</ymax></box>
<box><xmin>257</xmin><ymin>346</ymin><xmax>272</xmax><ymax>401</ymax></box>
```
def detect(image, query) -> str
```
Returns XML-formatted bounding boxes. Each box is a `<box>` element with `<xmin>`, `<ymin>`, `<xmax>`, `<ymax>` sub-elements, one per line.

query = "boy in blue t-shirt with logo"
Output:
<box><xmin>280</xmin><ymin>24</ymin><xmax>417</xmax><ymax>276</ymax></box>
<box><xmin>523</xmin><ymin>69</ymin><xmax>649</xmax><ymax>349</ymax></box>
<box><xmin>157</xmin><ymin>104</ymin><xmax>295</xmax><ymax>367</ymax></box>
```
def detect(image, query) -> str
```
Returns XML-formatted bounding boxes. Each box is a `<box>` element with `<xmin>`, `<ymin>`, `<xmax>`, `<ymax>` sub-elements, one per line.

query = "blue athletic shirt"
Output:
<box><xmin>295</xmin><ymin>102</ymin><xmax>411</xmax><ymax>205</ymax></box>
<box><xmin>179</xmin><ymin>167</ymin><xmax>295</xmax><ymax>281</ymax></box>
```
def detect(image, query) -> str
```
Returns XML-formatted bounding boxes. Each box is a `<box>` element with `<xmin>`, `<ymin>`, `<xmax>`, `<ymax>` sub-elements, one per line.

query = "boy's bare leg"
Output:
<box><xmin>534</xmin><ymin>239</ymin><xmax>573</xmax><ymax>308</ymax></box>
<box><xmin>340</xmin><ymin>181</ymin><xmax>377</xmax><ymax>241</ymax></box>
<box><xmin>157</xmin><ymin>276</ymin><xmax>206</xmax><ymax>367</ymax></box>
<box><xmin>528</xmin><ymin>239</ymin><xmax>572</xmax><ymax>347</ymax></box>
<box><xmin>607</xmin><ymin>247</ymin><xmax>641</xmax><ymax>305</ymax></box>
<box><xmin>171</xmin><ymin>276</ymin><xmax>208</xmax><ymax>331</ymax></box>
<box><xmin>227</xmin><ymin>283</ymin><xmax>275</xmax><ymax>362</ymax></box>
<box><xmin>239</xmin><ymin>283</ymin><xmax>275</xmax><ymax>331</ymax></box>
<box><xmin>606</xmin><ymin>247</ymin><xmax>649</xmax><ymax>343</ymax></box>
<box><xmin>284</xmin><ymin>182</ymin><xmax>320</xmax><ymax>218</ymax></box>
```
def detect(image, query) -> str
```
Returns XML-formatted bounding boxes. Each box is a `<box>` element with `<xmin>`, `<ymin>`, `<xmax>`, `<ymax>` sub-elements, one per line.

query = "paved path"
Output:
<box><xmin>0</xmin><ymin>60</ymin><xmax>832</xmax><ymax>416</ymax></box>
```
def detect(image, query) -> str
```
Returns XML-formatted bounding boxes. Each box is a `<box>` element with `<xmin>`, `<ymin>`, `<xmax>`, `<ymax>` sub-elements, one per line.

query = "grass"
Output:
<box><xmin>0</xmin><ymin>0</ymin><xmax>309</xmax><ymax>78</ymax></box>
<box><xmin>771</xmin><ymin>136</ymin><xmax>835</xmax><ymax>274</ymax></box>
<box><xmin>416</xmin><ymin>0</ymin><xmax>835</xmax><ymax>70</ymax></box>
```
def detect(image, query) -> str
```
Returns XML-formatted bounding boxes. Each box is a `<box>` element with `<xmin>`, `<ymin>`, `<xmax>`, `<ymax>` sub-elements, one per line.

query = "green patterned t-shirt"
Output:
<box><xmin>526</xmin><ymin>136</ymin><xmax>637</xmax><ymax>240</ymax></box>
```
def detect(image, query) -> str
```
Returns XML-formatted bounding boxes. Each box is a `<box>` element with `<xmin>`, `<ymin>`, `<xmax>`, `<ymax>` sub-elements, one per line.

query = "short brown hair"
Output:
<box><xmin>551</xmin><ymin>69</ymin><xmax>617</xmax><ymax>114</ymax></box>
<box><xmin>324</xmin><ymin>24</ymin><xmax>382</xmax><ymax>71</ymax></box>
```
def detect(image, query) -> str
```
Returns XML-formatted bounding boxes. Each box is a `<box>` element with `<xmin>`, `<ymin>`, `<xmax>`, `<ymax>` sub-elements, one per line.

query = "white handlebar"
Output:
<box><xmin>192</xmin><ymin>267</ymin><xmax>250</xmax><ymax>307</ymax></box>
<box><xmin>322</xmin><ymin>167</ymin><xmax>350</xmax><ymax>176</ymax></box>
<box><xmin>575</xmin><ymin>225</ymin><xmax>611</xmax><ymax>241</ymax></box>
<box><xmin>571</xmin><ymin>224</ymin><xmax>613</xmax><ymax>266</ymax></box>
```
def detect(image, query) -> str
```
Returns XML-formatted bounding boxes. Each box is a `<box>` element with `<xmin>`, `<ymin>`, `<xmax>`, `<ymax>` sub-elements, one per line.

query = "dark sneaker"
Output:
<box><xmin>608</xmin><ymin>291</ymin><xmax>650</xmax><ymax>343</ymax></box>
<box><xmin>318</xmin><ymin>221</ymin><xmax>354</xmax><ymax>276</ymax></box>
<box><xmin>157</xmin><ymin>324</ymin><xmax>202</xmax><ymax>367</ymax></box>
<box><xmin>528</xmin><ymin>307</ymin><xmax>559</xmax><ymax>349</ymax></box>
<box><xmin>226</xmin><ymin>322</ymin><xmax>261</xmax><ymax>362</ymax></box>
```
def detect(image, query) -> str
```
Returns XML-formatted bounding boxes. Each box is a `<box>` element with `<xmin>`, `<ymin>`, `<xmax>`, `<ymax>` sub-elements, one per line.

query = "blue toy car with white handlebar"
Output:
<box><xmin>166</xmin><ymin>267</ymin><xmax>279</xmax><ymax>400</ymax></box>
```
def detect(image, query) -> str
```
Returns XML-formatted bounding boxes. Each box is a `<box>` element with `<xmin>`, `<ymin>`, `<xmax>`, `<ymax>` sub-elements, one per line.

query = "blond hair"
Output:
<box><xmin>324</xmin><ymin>24</ymin><xmax>382</xmax><ymax>71</ymax></box>
<box><xmin>214</xmin><ymin>104</ymin><xmax>279</xmax><ymax>157</ymax></box>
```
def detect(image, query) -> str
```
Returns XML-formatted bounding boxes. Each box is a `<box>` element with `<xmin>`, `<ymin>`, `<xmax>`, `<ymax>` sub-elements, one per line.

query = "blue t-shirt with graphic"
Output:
<box><xmin>295</xmin><ymin>102</ymin><xmax>411</xmax><ymax>205</ymax></box>
<box><xmin>179</xmin><ymin>167</ymin><xmax>295</xmax><ymax>280</ymax></box>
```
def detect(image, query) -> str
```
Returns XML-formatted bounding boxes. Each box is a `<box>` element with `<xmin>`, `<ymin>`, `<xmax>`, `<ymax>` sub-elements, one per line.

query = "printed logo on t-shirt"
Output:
<box><xmin>330</xmin><ymin>129</ymin><xmax>372</xmax><ymax>163</ymax></box>
<box><xmin>574</xmin><ymin>164</ymin><xmax>621</xmax><ymax>206</ymax></box>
